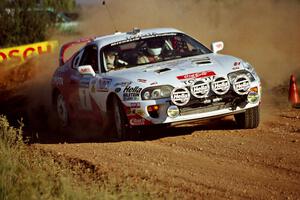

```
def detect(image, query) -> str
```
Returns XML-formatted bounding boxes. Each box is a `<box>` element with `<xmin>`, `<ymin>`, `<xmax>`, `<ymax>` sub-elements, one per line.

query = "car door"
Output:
<box><xmin>76</xmin><ymin>45</ymin><xmax>100</xmax><ymax>118</ymax></box>
<box><xmin>63</xmin><ymin>49</ymin><xmax>83</xmax><ymax>120</ymax></box>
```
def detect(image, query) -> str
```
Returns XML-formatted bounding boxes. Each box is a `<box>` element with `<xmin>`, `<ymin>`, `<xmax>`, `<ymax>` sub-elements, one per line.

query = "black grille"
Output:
<box><xmin>179</xmin><ymin>102</ymin><xmax>230</xmax><ymax>116</ymax></box>
<box><xmin>177</xmin><ymin>92</ymin><xmax>248</xmax><ymax>116</ymax></box>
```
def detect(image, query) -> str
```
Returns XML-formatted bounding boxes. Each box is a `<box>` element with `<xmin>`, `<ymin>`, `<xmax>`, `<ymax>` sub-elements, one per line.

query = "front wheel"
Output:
<box><xmin>234</xmin><ymin>106</ymin><xmax>260</xmax><ymax>129</ymax></box>
<box><xmin>111</xmin><ymin>97</ymin><xmax>134</xmax><ymax>140</ymax></box>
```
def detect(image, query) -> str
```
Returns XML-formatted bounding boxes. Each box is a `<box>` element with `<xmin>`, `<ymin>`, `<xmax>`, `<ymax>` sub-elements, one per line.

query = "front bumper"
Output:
<box><xmin>124</xmin><ymin>86</ymin><xmax>261</xmax><ymax>126</ymax></box>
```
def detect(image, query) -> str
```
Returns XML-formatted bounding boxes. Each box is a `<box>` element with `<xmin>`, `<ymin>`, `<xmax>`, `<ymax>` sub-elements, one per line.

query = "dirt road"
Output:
<box><xmin>34</xmin><ymin>107</ymin><xmax>300</xmax><ymax>199</ymax></box>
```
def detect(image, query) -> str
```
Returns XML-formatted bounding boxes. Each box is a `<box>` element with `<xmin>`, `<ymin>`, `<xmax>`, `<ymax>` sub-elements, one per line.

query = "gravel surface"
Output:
<box><xmin>34</xmin><ymin>107</ymin><xmax>300</xmax><ymax>199</ymax></box>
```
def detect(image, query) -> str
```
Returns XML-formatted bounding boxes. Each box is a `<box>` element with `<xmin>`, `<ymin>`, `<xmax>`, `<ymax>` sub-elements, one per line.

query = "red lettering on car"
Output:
<box><xmin>177</xmin><ymin>71</ymin><xmax>216</xmax><ymax>80</ymax></box>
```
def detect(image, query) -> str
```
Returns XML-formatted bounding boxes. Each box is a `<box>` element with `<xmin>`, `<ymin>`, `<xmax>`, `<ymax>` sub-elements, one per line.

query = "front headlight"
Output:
<box><xmin>243</xmin><ymin>61</ymin><xmax>259</xmax><ymax>78</ymax></box>
<box><xmin>228</xmin><ymin>70</ymin><xmax>255</xmax><ymax>83</ymax></box>
<box><xmin>142</xmin><ymin>85</ymin><xmax>173</xmax><ymax>100</ymax></box>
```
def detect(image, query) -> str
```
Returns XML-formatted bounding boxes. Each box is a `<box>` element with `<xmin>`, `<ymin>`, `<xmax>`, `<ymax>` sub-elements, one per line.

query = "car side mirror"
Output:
<box><xmin>78</xmin><ymin>65</ymin><xmax>96</xmax><ymax>77</ymax></box>
<box><xmin>211</xmin><ymin>41</ymin><xmax>224</xmax><ymax>53</ymax></box>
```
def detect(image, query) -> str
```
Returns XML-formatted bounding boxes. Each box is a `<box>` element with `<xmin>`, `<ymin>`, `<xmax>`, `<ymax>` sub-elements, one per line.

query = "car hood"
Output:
<box><xmin>107</xmin><ymin>53</ymin><xmax>245</xmax><ymax>87</ymax></box>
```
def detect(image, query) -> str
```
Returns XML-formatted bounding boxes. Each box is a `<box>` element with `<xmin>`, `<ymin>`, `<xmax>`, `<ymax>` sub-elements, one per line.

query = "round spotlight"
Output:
<box><xmin>167</xmin><ymin>105</ymin><xmax>180</xmax><ymax>118</ymax></box>
<box><xmin>171</xmin><ymin>87</ymin><xmax>190</xmax><ymax>106</ymax></box>
<box><xmin>233</xmin><ymin>75</ymin><xmax>251</xmax><ymax>95</ymax></box>
<box><xmin>211</xmin><ymin>77</ymin><xmax>230</xmax><ymax>95</ymax></box>
<box><xmin>190</xmin><ymin>79</ymin><xmax>210</xmax><ymax>98</ymax></box>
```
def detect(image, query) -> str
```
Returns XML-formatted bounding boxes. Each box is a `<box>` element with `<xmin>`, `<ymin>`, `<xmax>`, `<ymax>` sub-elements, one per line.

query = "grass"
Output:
<box><xmin>0</xmin><ymin>115</ymin><xmax>151</xmax><ymax>200</ymax></box>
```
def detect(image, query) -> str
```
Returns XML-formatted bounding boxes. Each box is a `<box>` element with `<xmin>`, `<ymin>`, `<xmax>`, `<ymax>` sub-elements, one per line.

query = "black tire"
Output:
<box><xmin>234</xmin><ymin>106</ymin><xmax>260</xmax><ymax>129</ymax></box>
<box><xmin>55</xmin><ymin>93</ymin><xmax>69</xmax><ymax>127</ymax></box>
<box><xmin>111</xmin><ymin>96</ymin><xmax>136</xmax><ymax>140</ymax></box>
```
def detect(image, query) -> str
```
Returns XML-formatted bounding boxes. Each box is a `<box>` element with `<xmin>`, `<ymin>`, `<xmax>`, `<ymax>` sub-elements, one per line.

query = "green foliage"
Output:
<box><xmin>0</xmin><ymin>0</ymin><xmax>76</xmax><ymax>48</ymax></box>
<box><xmin>0</xmin><ymin>0</ymin><xmax>50</xmax><ymax>47</ymax></box>
<box><xmin>0</xmin><ymin>115</ymin><xmax>150</xmax><ymax>199</ymax></box>
<box><xmin>43</xmin><ymin>0</ymin><xmax>76</xmax><ymax>12</ymax></box>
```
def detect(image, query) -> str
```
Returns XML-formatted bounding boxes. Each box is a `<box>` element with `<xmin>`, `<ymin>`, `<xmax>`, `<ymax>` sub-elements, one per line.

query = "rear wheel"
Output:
<box><xmin>234</xmin><ymin>106</ymin><xmax>260</xmax><ymax>129</ymax></box>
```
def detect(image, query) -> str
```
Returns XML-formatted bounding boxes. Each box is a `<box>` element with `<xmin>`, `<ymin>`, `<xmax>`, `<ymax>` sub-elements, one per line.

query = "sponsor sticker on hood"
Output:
<box><xmin>177</xmin><ymin>70</ymin><xmax>216</xmax><ymax>80</ymax></box>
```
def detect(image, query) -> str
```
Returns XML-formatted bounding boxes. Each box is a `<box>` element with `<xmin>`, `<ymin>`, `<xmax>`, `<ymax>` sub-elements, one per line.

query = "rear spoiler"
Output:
<box><xmin>59</xmin><ymin>37</ymin><xmax>94</xmax><ymax>66</ymax></box>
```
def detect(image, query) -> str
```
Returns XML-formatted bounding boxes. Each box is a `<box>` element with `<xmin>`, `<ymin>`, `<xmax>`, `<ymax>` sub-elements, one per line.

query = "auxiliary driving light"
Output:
<box><xmin>147</xmin><ymin>105</ymin><xmax>159</xmax><ymax>112</ymax></box>
<box><xmin>167</xmin><ymin>105</ymin><xmax>180</xmax><ymax>118</ymax></box>
<box><xmin>247</xmin><ymin>87</ymin><xmax>259</xmax><ymax>104</ymax></box>
<box><xmin>147</xmin><ymin>105</ymin><xmax>160</xmax><ymax>118</ymax></box>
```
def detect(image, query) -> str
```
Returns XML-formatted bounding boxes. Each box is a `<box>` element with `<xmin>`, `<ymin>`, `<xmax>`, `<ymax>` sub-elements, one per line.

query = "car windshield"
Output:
<box><xmin>102</xmin><ymin>33</ymin><xmax>211</xmax><ymax>71</ymax></box>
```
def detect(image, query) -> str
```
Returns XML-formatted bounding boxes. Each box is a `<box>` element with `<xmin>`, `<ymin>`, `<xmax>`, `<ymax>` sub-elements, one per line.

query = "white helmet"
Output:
<box><xmin>147</xmin><ymin>47</ymin><xmax>162</xmax><ymax>56</ymax></box>
<box><xmin>147</xmin><ymin>39</ymin><xmax>163</xmax><ymax>56</ymax></box>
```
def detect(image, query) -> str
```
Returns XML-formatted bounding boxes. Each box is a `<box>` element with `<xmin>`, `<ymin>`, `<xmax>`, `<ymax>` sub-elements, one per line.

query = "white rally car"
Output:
<box><xmin>52</xmin><ymin>28</ymin><xmax>261</xmax><ymax>139</ymax></box>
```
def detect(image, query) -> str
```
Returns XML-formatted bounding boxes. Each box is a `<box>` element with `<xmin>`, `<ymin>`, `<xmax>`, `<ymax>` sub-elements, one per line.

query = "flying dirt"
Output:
<box><xmin>0</xmin><ymin>0</ymin><xmax>300</xmax><ymax>199</ymax></box>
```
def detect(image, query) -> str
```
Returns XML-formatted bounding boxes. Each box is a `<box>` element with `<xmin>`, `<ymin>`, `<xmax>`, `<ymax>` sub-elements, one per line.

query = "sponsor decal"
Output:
<box><xmin>234</xmin><ymin>61</ymin><xmax>241</xmax><ymax>66</ymax></box>
<box><xmin>129</xmin><ymin>118</ymin><xmax>146</xmax><ymax>126</ymax></box>
<box><xmin>127</xmin><ymin>114</ymin><xmax>153</xmax><ymax>126</ymax></box>
<box><xmin>233</xmin><ymin>75</ymin><xmax>251</xmax><ymax>95</ymax></box>
<box><xmin>211</xmin><ymin>77</ymin><xmax>230</xmax><ymax>95</ymax></box>
<box><xmin>97</xmin><ymin>78</ymin><xmax>112</xmax><ymax>92</ymax></box>
<box><xmin>177</xmin><ymin>70</ymin><xmax>216</xmax><ymax>80</ymax></box>
<box><xmin>52</xmin><ymin>77</ymin><xmax>63</xmax><ymax>86</ymax></box>
<box><xmin>137</xmin><ymin>79</ymin><xmax>147</xmax><ymax>83</ymax></box>
<box><xmin>123</xmin><ymin>85</ymin><xmax>142</xmax><ymax>101</ymax></box>
<box><xmin>130</xmin><ymin>102</ymin><xmax>141</xmax><ymax>108</ymax></box>
<box><xmin>114</xmin><ymin>81</ymin><xmax>132</xmax><ymax>87</ymax></box>
<box><xmin>232</xmin><ymin>62</ymin><xmax>241</xmax><ymax>70</ymax></box>
<box><xmin>150</xmin><ymin>81</ymin><xmax>158</xmax><ymax>85</ymax></box>
<box><xmin>190</xmin><ymin>79</ymin><xmax>210</xmax><ymax>98</ymax></box>
<box><xmin>79</xmin><ymin>66</ymin><xmax>92</xmax><ymax>74</ymax></box>
<box><xmin>182</xmin><ymin>76</ymin><xmax>214</xmax><ymax>86</ymax></box>
<box><xmin>0</xmin><ymin>40</ymin><xmax>58</xmax><ymax>63</ymax></box>
<box><xmin>111</xmin><ymin>32</ymin><xmax>176</xmax><ymax>46</ymax></box>
<box><xmin>171</xmin><ymin>87</ymin><xmax>191</xmax><ymax>106</ymax></box>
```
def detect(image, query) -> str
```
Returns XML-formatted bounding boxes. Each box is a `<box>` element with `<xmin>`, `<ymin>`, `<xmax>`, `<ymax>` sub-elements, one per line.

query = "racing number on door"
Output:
<box><xmin>79</xmin><ymin>77</ymin><xmax>92</xmax><ymax>110</ymax></box>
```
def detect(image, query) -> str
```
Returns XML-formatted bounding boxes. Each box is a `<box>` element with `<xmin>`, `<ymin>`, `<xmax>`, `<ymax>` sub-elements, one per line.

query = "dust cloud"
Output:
<box><xmin>79</xmin><ymin>0</ymin><xmax>300</xmax><ymax>88</ymax></box>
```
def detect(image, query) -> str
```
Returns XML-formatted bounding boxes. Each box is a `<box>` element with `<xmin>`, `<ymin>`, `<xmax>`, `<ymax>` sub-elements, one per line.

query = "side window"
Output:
<box><xmin>72</xmin><ymin>50</ymin><xmax>83</xmax><ymax>69</ymax></box>
<box><xmin>79</xmin><ymin>45</ymin><xmax>99</xmax><ymax>73</ymax></box>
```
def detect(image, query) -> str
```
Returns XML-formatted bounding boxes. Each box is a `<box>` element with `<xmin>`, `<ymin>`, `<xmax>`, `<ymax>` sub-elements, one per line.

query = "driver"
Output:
<box><xmin>137</xmin><ymin>39</ymin><xmax>164</xmax><ymax>64</ymax></box>
<box><xmin>105</xmin><ymin>50</ymin><xmax>118</xmax><ymax>71</ymax></box>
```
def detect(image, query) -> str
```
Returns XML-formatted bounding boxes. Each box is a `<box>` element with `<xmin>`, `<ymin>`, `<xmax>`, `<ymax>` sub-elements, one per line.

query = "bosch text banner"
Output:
<box><xmin>0</xmin><ymin>41</ymin><xmax>58</xmax><ymax>63</ymax></box>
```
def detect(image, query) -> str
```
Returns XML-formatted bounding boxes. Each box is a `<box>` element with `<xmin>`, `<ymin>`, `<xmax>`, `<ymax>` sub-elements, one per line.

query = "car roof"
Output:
<box><xmin>92</xmin><ymin>27</ymin><xmax>183</xmax><ymax>48</ymax></box>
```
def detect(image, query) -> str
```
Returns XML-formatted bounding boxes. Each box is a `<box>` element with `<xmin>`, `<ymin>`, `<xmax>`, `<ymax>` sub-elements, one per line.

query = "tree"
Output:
<box><xmin>0</xmin><ymin>0</ymin><xmax>76</xmax><ymax>48</ymax></box>
<box><xmin>42</xmin><ymin>0</ymin><xmax>76</xmax><ymax>12</ymax></box>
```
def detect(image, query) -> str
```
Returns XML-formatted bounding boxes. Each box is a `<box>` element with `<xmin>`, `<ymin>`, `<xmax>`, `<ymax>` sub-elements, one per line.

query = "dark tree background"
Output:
<box><xmin>0</xmin><ymin>0</ymin><xmax>76</xmax><ymax>48</ymax></box>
